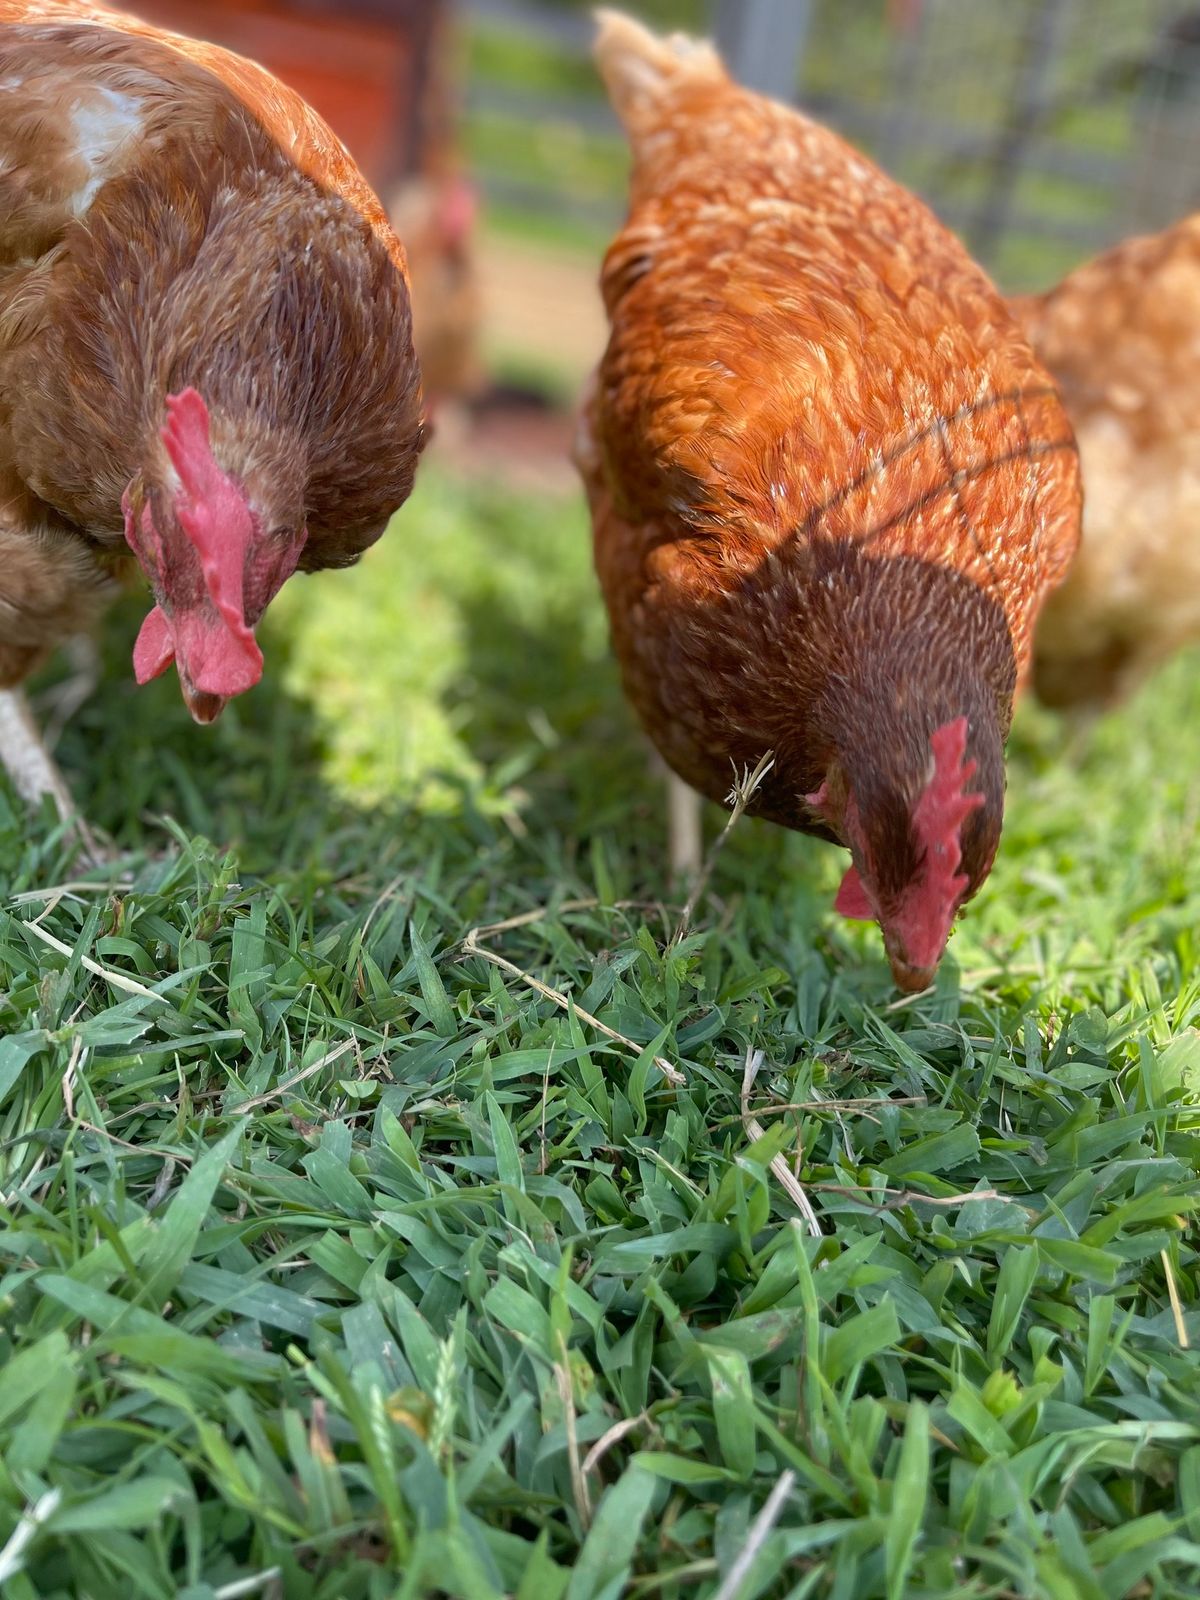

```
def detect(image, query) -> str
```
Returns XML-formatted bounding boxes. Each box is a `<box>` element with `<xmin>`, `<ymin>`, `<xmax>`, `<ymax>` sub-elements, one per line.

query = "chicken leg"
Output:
<box><xmin>668</xmin><ymin>770</ymin><xmax>703</xmax><ymax>881</ymax></box>
<box><xmin>36</xmin><ymin>635</ymin><xmax>102</xmax><ymax>750</ymax></box>
<box><xmin>0</xmin><ymin>686</ymin><xmax>110</xmax><ymax>863</ymax></box>
<box><xmin>0</xmin><ymin>687</ymin><xmax>76</xmax><ymax>819</ymax></box>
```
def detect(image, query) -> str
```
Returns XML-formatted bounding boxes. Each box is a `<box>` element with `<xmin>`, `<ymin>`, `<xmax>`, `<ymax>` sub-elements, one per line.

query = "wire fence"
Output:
<box><xmin>463</xmin><ymin>0</ymin><xmax>1200</xmax><ymax>288</ymax></box>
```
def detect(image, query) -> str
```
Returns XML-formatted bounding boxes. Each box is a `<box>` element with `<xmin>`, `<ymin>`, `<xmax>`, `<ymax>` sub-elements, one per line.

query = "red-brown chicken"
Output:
<box><xmin>577</xmin><ymin>13</ymin><xmax>1082</xmax><ymax>991</ymax></box>
<box><xmin>0</xmin><ymin>0</ymin><xmax>425</xmax><ymax>819</ymax></box>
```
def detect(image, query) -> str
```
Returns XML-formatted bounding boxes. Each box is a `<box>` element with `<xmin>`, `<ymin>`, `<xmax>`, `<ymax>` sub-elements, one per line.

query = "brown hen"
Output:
<box><xmin>577</xmin><ymin>12</ymin><xmax>1082</xmax><ymax>991</ymax></box>
<box><xmin>0</xmin><ymin>0</ymin><xmax>425</xmax><ymax>822</ymax></box>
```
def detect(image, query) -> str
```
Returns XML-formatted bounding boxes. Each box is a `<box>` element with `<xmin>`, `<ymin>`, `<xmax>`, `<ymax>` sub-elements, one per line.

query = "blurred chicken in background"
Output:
<box><xmin>391</xmin><ymin>171</ymin><xmax>486</xmax><ymax>417</ymax></box>
<box><xmin>385</xmin><ymin>1</ymin><xmax>485</xmax><ymax>417</ymax></box>
<box><xmin>1015</xmin><ymin>214</ymin><xmax>1200</xmax><ymax>711</ymax></box>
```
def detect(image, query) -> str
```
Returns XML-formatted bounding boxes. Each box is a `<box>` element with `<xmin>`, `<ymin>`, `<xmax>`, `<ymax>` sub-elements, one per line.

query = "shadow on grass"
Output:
<box><xmin>12</xmin><ymin>466</ymin><xmax>668</xmax><ymax>899</ymax></box>
<box><xmin>44</xmin><ymin>591</ymin><xmax>328</xmax><ymax>863</ymax></box>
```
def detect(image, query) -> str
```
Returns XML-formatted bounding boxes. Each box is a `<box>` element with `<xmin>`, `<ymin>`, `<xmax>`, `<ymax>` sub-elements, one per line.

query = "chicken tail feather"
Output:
<box><xmin>593</xmin><ymin>8</ymin><xmax>724</xmax><ymax>134</ymax></box>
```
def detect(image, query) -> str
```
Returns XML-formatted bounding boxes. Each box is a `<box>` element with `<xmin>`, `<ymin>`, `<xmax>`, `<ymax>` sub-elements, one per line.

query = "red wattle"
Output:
<box><xmin>834</xmin><ymin>864</ymin><xmax>875</xmax><ymax>920</ymax></box>
<box><xmin>172</xmin><ymin>609</ymin><xmax>263</xmax><ymax>696</ymax></box>
<box><xmin>132</xmin><ymin>605</ymin><xmax>176</xmax><ymax>685</ymax></box>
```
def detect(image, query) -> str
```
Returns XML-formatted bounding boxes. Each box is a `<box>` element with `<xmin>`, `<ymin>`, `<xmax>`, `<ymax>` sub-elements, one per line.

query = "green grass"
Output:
<box><xmin>3</xmin><ymin>467</ymin><xmax>1200</xmax><ymax>1597</ymax></box>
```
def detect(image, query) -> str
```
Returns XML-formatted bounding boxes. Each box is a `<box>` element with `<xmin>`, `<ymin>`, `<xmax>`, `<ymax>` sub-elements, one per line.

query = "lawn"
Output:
<box><xmin>2</xmin><ymin>465</ymin><xmax>1200</xmax><ymax>1599</ymax></box>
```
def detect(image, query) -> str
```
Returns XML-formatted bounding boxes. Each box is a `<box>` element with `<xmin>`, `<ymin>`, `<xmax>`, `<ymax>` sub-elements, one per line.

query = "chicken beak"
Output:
<box><xmin>179</xmin><ymin>676</ymin><xmax>228</xmax><ymax>725</ymax></box>
<box><xmin>887</xmin><ymin>953</ymin><xmax>937</xmax><ymax>994</ymax></box>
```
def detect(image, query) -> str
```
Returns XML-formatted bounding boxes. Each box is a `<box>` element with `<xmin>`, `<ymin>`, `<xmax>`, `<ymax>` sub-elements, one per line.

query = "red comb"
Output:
<box><xmin>913</xmin><ymin>717</ymin><xmax>984</xmax><ymax>872</ymax></box>
<box><xmin>812</xmin><ymin>719</ymin><xmax>984</xmax><ymax>968</ymax></box>
<box><xmin>163</xmin><ymin>389</ymin><xmax>224</xmax><ymax>509</ymax></box>
<box><xmin>160</xmin><ymin>388</ymin><xmax>262</xmax><ymax>694</ymax></box>
<box><xmin>891</xmin><ymin>716</ymin><xmax>985</xmax><ymax>969</ymax></box>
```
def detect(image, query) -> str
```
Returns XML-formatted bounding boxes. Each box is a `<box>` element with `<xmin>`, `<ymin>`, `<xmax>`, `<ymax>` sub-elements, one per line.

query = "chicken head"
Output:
<box><xmin>809</xmin><ymin>716</ymin><xmax>993</xmax><ymax>992</ymax></box>
<box><xmin>123</xmin><ymin>389</ymin><xmax>307</xmax><ymax>723</ymax></box>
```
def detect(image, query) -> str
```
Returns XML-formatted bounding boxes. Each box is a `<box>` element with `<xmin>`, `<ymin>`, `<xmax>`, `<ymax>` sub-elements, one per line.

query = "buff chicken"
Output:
<box><xmin>1015</xmin><ymin>216</ymin><xmax>1200</xmax><ymax>711</ymax></box>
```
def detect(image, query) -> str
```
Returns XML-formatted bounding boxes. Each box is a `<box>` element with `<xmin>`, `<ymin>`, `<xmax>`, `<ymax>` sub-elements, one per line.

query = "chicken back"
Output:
<box><xmin>0</xmin><ymin>0</ymin><xmax>425</xmax><ymax>725</ymax></box>
<box><xmin>578</xmin><ymin>12</ymin><xmax>1082</xmax><ymax>990</ymax></box>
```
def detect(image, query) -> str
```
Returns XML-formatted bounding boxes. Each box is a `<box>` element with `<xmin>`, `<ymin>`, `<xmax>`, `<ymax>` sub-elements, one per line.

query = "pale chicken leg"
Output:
<box><xmin>668</xmin><ymin>770</ymin><xmax>703</xmax><ymax>881</ymax></box>
<box><xmin>0</xmin><ymin>687</ymin><xmax>75</xmax><ymax>818</ymax></box>
<box><xmin>0</xmin><ymin>685</ymin><xmax>110</xmax><ymax>863</ymax></box>
<box><xmin>36</xmin><ymin>635</ymin><xmax>102</xmax><ymax>750</ymax></box>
